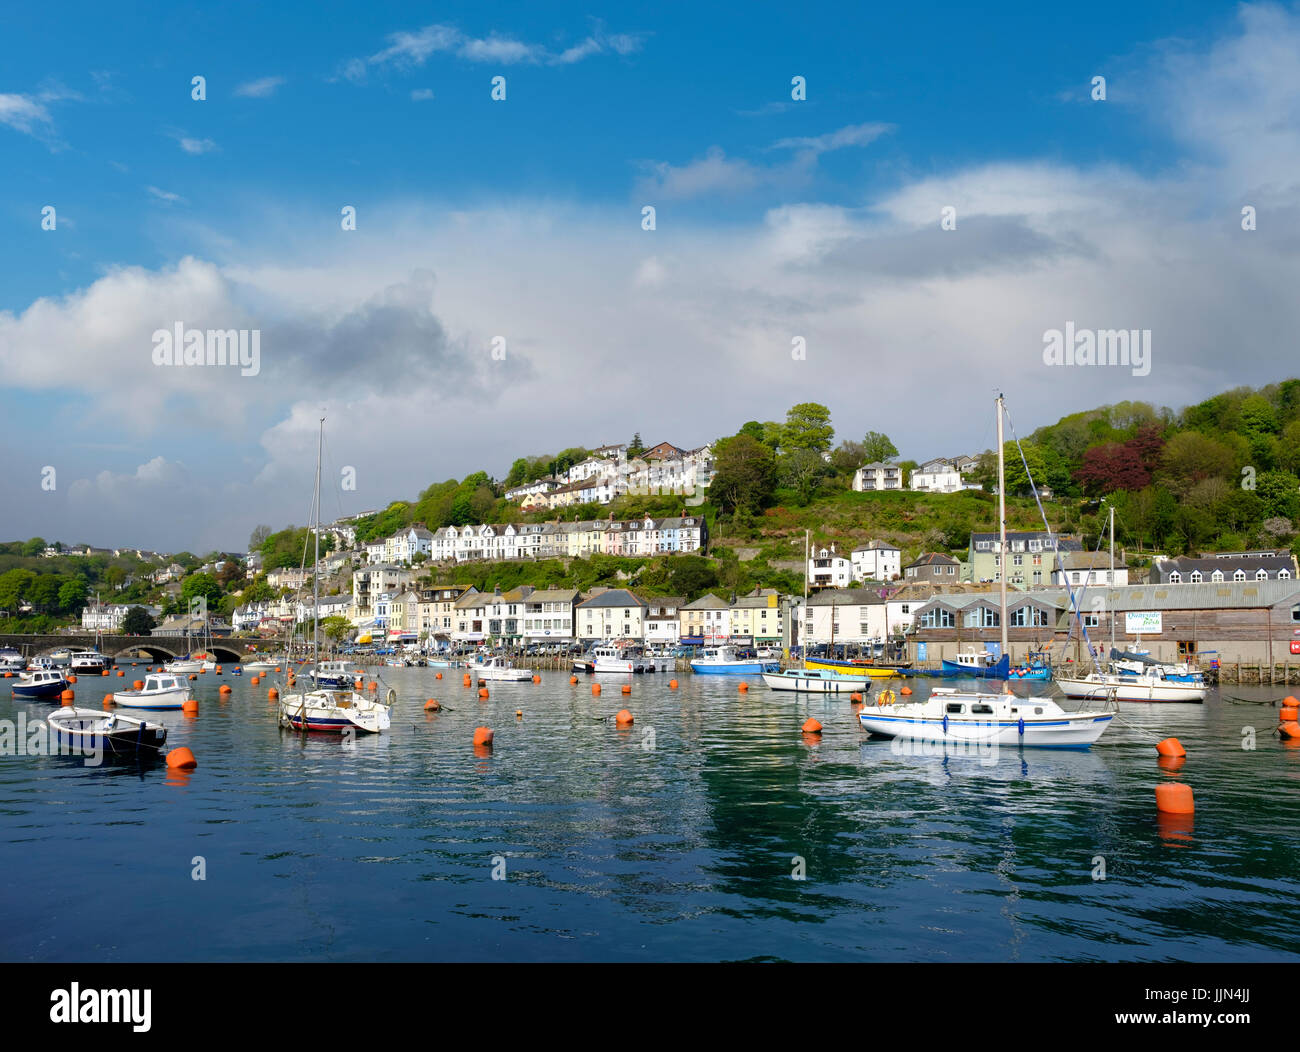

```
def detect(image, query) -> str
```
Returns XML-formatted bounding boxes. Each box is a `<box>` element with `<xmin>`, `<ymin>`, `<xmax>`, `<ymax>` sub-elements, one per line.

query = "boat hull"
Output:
<box><xmin>690</xmin><ymin>661</ymin><xmax>777</xmax><ymax>675</ymax></box>
<box><xmin>858</xmin><ymin>709</ymin><xmax>1113</xmax><ymax>748</ymax></box>
<box><xmin>762</xmin><ymin>671</ymin><xmax>871</xmax><ymax>692</ymax></box>
<box><xmin>278</xmin><ymin>691</ymin><xmax>391</xmax><ymax>733</ymax></box>
<box><xmin>940</xmin><ymin>655</ymin><xmax>1011</xmax><ymax>679</ymax></box>
<box><xmin>1056</xmin><ymin>676</ymin><xmax>1206</xmax><ymax>703</ymax></box>
<box><xmin>47</xmin><ymin>709</ymin><xmax>168</xmax><ymax>754</ymax></box>
<box><xmin>12</xmin><ymin>680</ymin><xmax>68</xmax><ymax>699</ymax></box>
<box><xmin>110</xmin><ymin>687</ymin><xmax>192</xmax><ymax>710</ymax></box>
<box><xmin>802</xmin><ymin>658</ymin><xmax>908</xmax><ymax>679</ymax></box>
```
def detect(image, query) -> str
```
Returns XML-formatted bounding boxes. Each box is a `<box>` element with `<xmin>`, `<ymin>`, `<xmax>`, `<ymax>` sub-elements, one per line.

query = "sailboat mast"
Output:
<box><xmin>996</xmin><ymin>394</ymin><xmax>1008</xmax><ymax>661</ymax></box>
<box><xmin>802</xmin><ymin>529</ymin><xmax>809</xmax><ymax>667</ymax></box>
<box><xmin>313</xmin><ymin>417</ymin><xmax>323</xmax><ymax>670</ymax></box>
<box><xmin>1109</xmin><ymin>502</ymin><xmax>1116</xmax><ymax>655</ymax></box>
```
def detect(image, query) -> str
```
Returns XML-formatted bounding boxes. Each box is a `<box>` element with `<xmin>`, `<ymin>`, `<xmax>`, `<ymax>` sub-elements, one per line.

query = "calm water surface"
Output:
<box><xmin>2</xmin><ymin>662</ymin><xmax>1298</xmax><ymax>961</ymax></box>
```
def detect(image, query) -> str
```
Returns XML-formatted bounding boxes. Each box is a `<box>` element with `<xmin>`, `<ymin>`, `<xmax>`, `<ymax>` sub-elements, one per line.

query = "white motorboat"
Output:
<box><xmin>1056</xmin><ymin>667</ymin><xmax>1207</xmax><ymax>703</ymax></box>
<box><xmin>47</xmin><ymin>707</ymin><xmax>168</xmax><ymax>755</ymax></box>
<box><xmin>690</xmin><ymin>645</ymin><xmax>778</xmax><ymax>675</ymax></box>
<box><xmin>12</xmin><ymin>668</ymin><xmax>69</xmax><ymax>699</ymax></box>
<box><xmin>763</xmin><ymin>668</ymin><xmax>871</xmax><ymax>693</ymax></box>
<box><xmin>593</xmin><ymin>644</ymin><xmax>670</xmax><ymax>674</ymax></box>
<box><xmin>163</xmin><ymin>658</ymin><xmax>204</xmax><ymax>674</ymax></box>
<box><xmin>310</xmin><ymin>660</ymin><xmax>362</xmax><ymax>688</ymax></box>
<box><xmin>69</xmin><ymin>649</ymin><xmax>113</xmax><ymax>672</ymax></box>
<box><xmin>469</xmin><ymin>657</ymin><xmax>534</xmax><ymax>682</ymax></box>
<box><xmin>0</xmin><ymin>647</ymin><xmax>27</xmax><ymax>674</ymax></box>
<box><xmin>112</xmin><ymin>673</ymin><xmax>193</xmax><ymax>710</ymax></box>
<box><xmin>858</xmin><ymin>687</ymin><xmax>1114</xmax><ymax>748</ymax></box>
<box><xmin>279</xmin><ymin>687</ymin><xmax>393</xmax><ymax>734</ymax></box>
<box><xmin>242</xmin><ymin>657</ymin><xmax>282</xmax><ymax>671</ymax></box>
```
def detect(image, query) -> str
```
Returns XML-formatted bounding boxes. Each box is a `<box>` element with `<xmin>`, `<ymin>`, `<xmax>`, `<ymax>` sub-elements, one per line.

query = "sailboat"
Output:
<box><xmin>764</xmin><ymin>530</ymin><xmax>872</xmax><ymax>693</ymax></box>
<box><xmin>859</xmin><ymin>394</ymin><xmax>1115</xmax><ymax>748</ymax></box>
<box><xmin>278</xmin><ymin>418</ymin><xmax>393</xmax><ymax>735</ymax></box>
<box><xmin>1055</xmin><ymin>504</ymin><xmax>1206</xmax><ymax>703</ymax></box>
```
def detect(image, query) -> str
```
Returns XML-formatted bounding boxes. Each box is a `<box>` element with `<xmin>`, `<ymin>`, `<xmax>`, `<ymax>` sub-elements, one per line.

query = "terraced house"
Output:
<box><xmin>575</xmin><ymin>588</ymin><xmax>647</xmax><ymax>641</ymax></box>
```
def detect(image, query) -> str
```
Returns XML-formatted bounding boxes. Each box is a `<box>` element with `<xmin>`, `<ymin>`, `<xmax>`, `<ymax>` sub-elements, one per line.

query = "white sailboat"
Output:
<box><xmin>764</xmin><ymin>529</ymin><xmax>872</xmax><ymax>693</ymax></box>
<box><xmin>278</xmin><ymin>418</ymin><xmax>393</xmax><ymax>735</ymax></box>
<box><xmin>1055</xmin><ymin>503</ymin><xmax>1207</xmax><ymax>703</ymax></box>
<box><xmin>859</xmin><ymin>394</ymin><xmax>1115</xmax><ymax>748</ymax></box>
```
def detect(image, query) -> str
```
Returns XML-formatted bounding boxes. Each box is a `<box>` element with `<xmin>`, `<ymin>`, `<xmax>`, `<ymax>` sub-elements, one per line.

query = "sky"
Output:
<box><xmin>3</xmin><ymin>1</ymin><xmax>1299</xmax><ymax>554</ymax></box>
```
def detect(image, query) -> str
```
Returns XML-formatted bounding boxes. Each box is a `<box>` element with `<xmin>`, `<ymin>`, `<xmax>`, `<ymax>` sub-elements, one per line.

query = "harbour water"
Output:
<box><xmin>2</xmin><ymin>663</ymin><xmax>1298</xmax><ymax>961</ymax></box>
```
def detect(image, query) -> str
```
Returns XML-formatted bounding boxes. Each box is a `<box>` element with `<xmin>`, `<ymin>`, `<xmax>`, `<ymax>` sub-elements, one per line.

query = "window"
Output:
<box><xmin>1083</xmin><ymin>613</ymin><xmax>1099</xmax><ymax>628</ymax></box>
<box><xmin>1257</xmin><ymin>568</ymin><xmax>1269</xmax><ymax>580</ymax></box>
<box><xmin>1212</xmin><ymin>570</ymin><xmax>1224</xmax><ymax>582</ymax></box>
<box><xmin>1234</xmin><ymin>569</ymin><xmax>1246</xmax><ymax>582</ymax></box>
<box><xmin>1281</xmin><ymin>569</ymin><xmax>1292</xmax><ymax>579</ymax></box>
<box><xmin>1190</xmin><ymin>570</ymin><xmax>1202</xmax><ymax>583</ymax></box>
<box><xmin>945</xmin><ymin>703</ymin><xmax>966</xmax><ymax>714</ymax></box>
<box><xmin>1168</xmin><ymin>571</ymin><xmax>1181</xmax><ymax>583</ymax></box>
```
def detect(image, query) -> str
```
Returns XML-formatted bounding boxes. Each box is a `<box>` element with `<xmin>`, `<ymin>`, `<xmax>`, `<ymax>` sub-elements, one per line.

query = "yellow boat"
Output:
<box><xmin>802</xmin><ymin>657</ymin><xmax>908</xmax><ymax>679</ymax></box>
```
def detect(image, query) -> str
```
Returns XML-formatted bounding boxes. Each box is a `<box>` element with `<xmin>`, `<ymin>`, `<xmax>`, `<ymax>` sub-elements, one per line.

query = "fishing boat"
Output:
<box><xmin>470</xmin><ymin>656</ymin><xmax>534</xmax><ymax>682</ymax></box>
<box><xmin>112</xmin><ymin>673</ymin><xmax>193</xmax><ymax>710</ymax></box>
<box><xmin>278</xmin><ymin>417</ymin><xmax>393</xmax><ymax>735</ymax></box>
<box><xmin>940</xmin><ymin>648</ymin><xmax>1010</xmax><ymax>679</ymax></box>
<box><xmin>593</xmin><ymin>644</ymin><xmax>669</xmax><ymax>674</ymax></box>
<box><xmin>1056</xmin><ymin>667</ymin><xmax>1207</xmax><ymax>703</ymax></box>
<box><xmin>47</xmin><ymin>707</ymin><xmax>168</xmax><ymax>756</ymax></box>
<box><xmin>859</xmin><ymin>396</ymin><xmax>1115</xmax><ymax>750</ymax></box>
<box><xmin>763</xmin><ymin>668</ymin><xmax>872</xmax><ymax>693</ymax></box>
<box><xmin>69</xmin><ymin>649</ymin><xmax>113</xmax><ymax>673</ymax></box>
<box><xmin>690</xmin><ymin>645</ymin><xmax>778</xmax><ymax>675</ymax></box>
<box><xmin>310</xmin><ymin>660</ymin><xmax>362</xmax><ymax>688</ymax></box>
<box><xmin>858</xmin><ymin>687</ymin><xmax>1113</xmax><ymax>748</ymax></box>
<box><xmin>12</xmin><ymin>668</ymin><xmax>69</xmax><ymax>699</ymax></box>
<box><xmin>1008</xmin><ymin>649</ymin><xmax>1053</xmax><ymax>681</ymax></box>
<box><xmin>1109</xmin><ymin>647</ymin><xmax>1203</xmax><ymax>683</ymax></box>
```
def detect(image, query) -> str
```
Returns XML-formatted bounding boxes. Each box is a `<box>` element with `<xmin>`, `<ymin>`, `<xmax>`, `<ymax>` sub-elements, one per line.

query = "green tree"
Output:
<box><xmin>180</xmin><ymin>572</ymin><xmax>223</xmax><ymax>610</ymax></box>
<box><xmin>1255</xmin><ymin>470</ymin><xmax>1300</xmax><ymax>521</ymax></box>
<box><xmin>780</xmin><ymin>448</ymin><xmax>828</xmax><ymax>505</ymax></box>
<box><xmin>21</xmin><ymin>537</ymin><xmax>46</xmax><ymax>557</ymax></box>
<box><xmin>709</xmin><ymin>435</ymin><xmax>777</xmax><ymax>515</ymax></box>
<box><xmin>122</xmin><ymin>606</ymin><xmax>156</xmax><ymax>635</ymax></box>
<box><xmin>862</xmin><ymin>431</ymin><xmax>899</xmax><ymax>463</ymax></box>
<box><xmin>0</xmin><ymin>568</ymin><xmax>36</xmax><ymax>612</ymax></box>
<box><xmin>781</xmin><ymin>402</ymin><xmax>834</xmax><ymax>454</ymax></box>
<box><xmin>57</xmin><ymin>577</ymin><xmax>88</xmax><ymax>612</ymax></box>
<box><xmin>30</xmin><ymin>575</ymin><xmax>62</xmax><ymax>612</ymax></box>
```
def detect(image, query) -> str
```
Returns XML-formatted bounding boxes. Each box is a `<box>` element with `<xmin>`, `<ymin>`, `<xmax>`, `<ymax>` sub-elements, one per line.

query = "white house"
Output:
<box><xmin>81</xmin><ymin>603</ymin><xmax>131</xmax><ymax>632</ymax></box>
<box><xmin>852</xmin><ymin>462</ymin><xmax>905</xmax><ymax>492</ymax></box>
<box><xmin>522</xmin><ymin>588</ymin><xmax>581</xmax><ymax>644</ymax></box>
<box><xmin>909</xmin><ymin>458</ymin><xmax>964</xmax><ymax>493</ymax></box>
<box><xmin>851</xmin><ymin>541</ymin><xmax>902</xmax><ymax>582</ymax></box>
<box><xmin>575</xmin><ymin>588</ymin><xmax>647</xmax><ymax>642</ymax></box>
<box><xmin>808</xmin><ymin>545</ymin><xmax>853</xmax><ymax>590</ymax></box>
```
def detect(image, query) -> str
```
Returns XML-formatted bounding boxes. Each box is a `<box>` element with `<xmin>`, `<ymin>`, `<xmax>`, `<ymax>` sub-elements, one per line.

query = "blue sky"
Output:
<box><xmin>3</xmin><ymin>2</ymin><xmax>1297</xmax><ymax>552</ymax></box>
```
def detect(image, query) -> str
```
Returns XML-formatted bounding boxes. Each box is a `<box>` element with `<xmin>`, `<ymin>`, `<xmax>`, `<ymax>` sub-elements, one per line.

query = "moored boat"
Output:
<box><xmin>802</xmin><ymin>656</ymin><xmax>910</xmax><ymax>679</ymax></box>
<box><xmin>1056</xmin><ymin>668</ymin><xmax>1207</xmax><ymax>703</ymax></box>
<box><xmin>279</xmin><ymin>687</ymin><xmax>393</xmax><ymax>733</ymax></box>
<box><xmin>940</xmin><ymin>649</ymin><xmax>1010</xmax><ymax>679</ymax></box>
<box><xmin>470</xmin><ymin>656</ymin><xmax>534</xmax><ymax>682</ymax></box>
<box><xmin>690</xmin><ymin>646</ymin><xmax>777</xmax><ymax>675</ymax></box>
<box><xmin>12</xmin><ymin>669</ymin><xmax>69</xmax><ymax>699</ymax></box>
<box><xmin>47</xmin><ymin>707</ymin><xmax>168</xmax><ymax>755</ymax></box>
<box><xmin>112</xmin><ymin>673</ymin><xmax>193</xmax><ymax>710</ymax></box>
<box><xmin>762</xmin><ymin>668</ymin><xmax>872</xmax><ymax>693</ymax></box>
<box><xmin>69</xmin><ymin>649</ymin><xmax>113</xmax><ymax>673</ymax></box>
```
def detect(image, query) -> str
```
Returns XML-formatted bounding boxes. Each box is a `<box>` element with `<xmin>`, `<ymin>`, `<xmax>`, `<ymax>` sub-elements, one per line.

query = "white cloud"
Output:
<box><xmin>410</xmin><ymin>88</ymin><xmax>435</xmax><ymax>101</ymax></box>
<box><xmin>234</xmin><ymin>76</ymin><xmax>286</xmax><ymax>98</ymax></box>
<box><xmin>0</xmin><ymin>93</ymin><xmax>52</xmax><ymax>135</ymax></box>
<box><xmin>637</xmin><ymin>147</ymin><xmax>764</xmax><ymax>199</ymax></box>
<box><xmin>772</xmin><ymin>121</ymin><xmax>894</xmax><ymax>156</ymax></box>
<box><xmin>177</xmin><ymin>136</ymin><xmax>217</xmax><ymax>155</ymax></box>
<box><xmin>146</xmin><ymin>185</ymin><xmax>185</xmax><ymax>204</ymax></box>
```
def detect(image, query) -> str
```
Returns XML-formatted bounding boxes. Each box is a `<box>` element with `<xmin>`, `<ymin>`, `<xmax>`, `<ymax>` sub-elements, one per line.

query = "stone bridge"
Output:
<box><xmin>0</xmin><ymin>634</ymin><xmax>253</xmax><ymax>663</ymax></box>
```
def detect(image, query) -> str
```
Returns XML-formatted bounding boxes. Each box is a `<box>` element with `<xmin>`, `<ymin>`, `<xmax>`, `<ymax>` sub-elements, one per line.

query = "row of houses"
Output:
<box><xmin>358</xmin><ymin>515</ymin><xmax>709</xmax><ymax>567</ymax></box>
<box><xmin>853</xmin><ymin>454</ymin><xmax>985</xmax><ymax>495</ymax></box>
<box><xmin>506</xmin><ymin>442</ymin><xmax>714</xmax><ymax>509</ymax></box>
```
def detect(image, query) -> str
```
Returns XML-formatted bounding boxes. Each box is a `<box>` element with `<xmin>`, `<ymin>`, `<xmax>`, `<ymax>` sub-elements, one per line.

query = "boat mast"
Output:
<box><xmin>802</xmin><ymin>528</ymin><xmax>809</xmax><ymax>668</ymax></box>
<box><xmin>996</xmin><ymin>394</ymin><xmax>1008</xmax><ymax>662</ymax></box>
<box><xmin>313</xmin><ymin>417</ymin><xmax>323</xmax><ymax>675</ymax></box>
<box><xmin>1108</xmin><ymin>501</ymin><xmax>1116</xmax><ymax>656</ymax></box>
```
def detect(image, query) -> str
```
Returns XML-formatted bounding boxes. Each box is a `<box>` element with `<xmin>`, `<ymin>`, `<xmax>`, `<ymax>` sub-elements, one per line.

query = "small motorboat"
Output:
<box><xmin>470</xmin><ymin>657</ymin><xmax>534</xmax><ymax>682</ymax></box>
<box><xmin>25</xmin><ymin>656</ymin><xmax>60</xmax><ymax>673</ymax></box>
<box><xmin>762</xmin><ymin>668</ymin><xmax>872</xmax><ymax>693</ymax></box>
<box><xmin>1056</xmin><ymin>667</ymin><xmax>1207</xmax><ymax>703</ymax></box>
<box><xmin>47</xmin><ymin>707</ymin><xmax>168</xmax><ymax>756</ymax></box>
<box><xmin>242</xmin><ymin>657</ymin><xmax>282</xmax><ymax>671</ymax></box>
<box><xmin>112</xmin><ymin>673</ymin><xmax>193</xmax><ymax>710</ymax></box>
<box><xmin>12</xmin><ymin>668</ymin><xmax>69</xmax><ymax>699</ymax></box>
<box><xmin>592</xmin><ymin>644</ymin><xmax>670</xmax><ymax>674</ymax></box>
<box><xmin>858</xmin><ymin>687</ymin><xmax>1113</xmax><ymax>748</ymax></box>
<box><xmin>690</xmin><ymin>646</ymin><xmax>778</xmax><ymax>675</ymax></box>
<box><xmin>0</xmin><ymin>647</ymin><xmax>27</xmax><ymax>674</ymax></box>
<box><xmin>940</xmin><ymin>649</ymin><xmax>1010</xmax><ymax>679</ymax></box>
<box><xmin>309</xmin><ymin>660</ymin><xmax>363</xmax><ymax>688</ymax></box>
<box><xmin>163</xmin><ymin>658</ymin><xmax>204</xmax><ymax>674</ymax></box>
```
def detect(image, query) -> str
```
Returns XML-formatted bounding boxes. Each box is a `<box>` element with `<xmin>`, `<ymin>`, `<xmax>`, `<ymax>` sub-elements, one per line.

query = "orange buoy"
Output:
<box><xmin>472</xmin><ymin>727</ymin><xmax>494</xmax><ymax>747</ymax></box>
<box><xmin>275</xmin><ymin>667</ymin><xmax>281</xmax><ymax>673</ymax></box>
<box><xmin>166</xmin><ymin>747</ymin><xmax>197</xmax><ymax>770</ymax></box>
<box><xmin>3</xmin><ymin>672</ymin><xmax>10</xmax><ymax>678</ymax></box>
<box><xmin>1280</xmin><ymin>721</ymin><xmax>1300</xmax><ymax>740</ymax></box>
<box><xmin>101</xmin><ymin>670</ymin><xmax>109</xmax><ymax>677</ymax></box>
<box><xmin>669</xmin><ymin>679</ymin><xmax>678</xmax><ymax>689</ymax></box>
<box><xmin>1155</xmin><ymin>783</ymin><xmax>1194</xmax><ymax>814</ymax></box>
<box><xmin>1280</xmin><ymin>706</ymin><xmax>1299</xmax><ymax>723</ymax></box>
<box><xmin>435</xmin><ymin>672</ymin><xmax>442</xmax><ymax>680</ymax></box>
<box><xmin>102</xmin><ymin>694</ymin><xmax>114</xmax><ymax>706</ymax></box>
<box><xmin>181</xmin><ymin>699</ymin><xmax>199</xmax><ymax>714</ymax></box>
<box><xmin>368</xmin><ymin>681</ymin><xmax>378</xmax><ymax>691</ymax></box>
<box><xmin>60</xmin><ymin>689</ymin><xmax>74</xmax><ymax>704</ymax></box>
<box><xmin>850</xmin><ymin>692</ymin><xmax>863</xmax><ymax>702</ymax></box>
<box><xmin>463</xmin><ymin>675</ymin><xmax>472</xmax><ymax>687</ymax></box>
<box><xmin>592</xmin><ymin>683</ymin><xmax>601</xmax><ymax>696</ymax></box>
<box><xmin>1155</xmin><ymin>737</ymin><xmax>1186</xmax><ymax>758</ymax></box>
<box><xmin>900</xmin><ymin>686</ymin><xmax>912</xmax><ymax>696</ymax></box>
<box><xmin>570</xmin><ymin>676</ymin><xmax>578</xmax><ymax>684</ymax></box>
<box><xmin>117</xmin><ymin>670</ymin><xmax>125</xmax><ymax>677</ymax></box>
<box><xmin>354</xmin><ymin>679</ymin><xmax>363</xmax><ymax>689</ymax></box>
<box><xmin>133</xmin><ymin>680</ymin><xmax>144</xmax><ymax>690</ymax></box>
<box><xmin>215</xmin><ymin>666</ymin><xmax>223</xmax><ymax>674</ymax></box>
<box><xmin>250</xmin><ymin>676</ymin><xmax>260</xmax><ymax>685</ymax></box>
<box><xmin>189</xmin><ymin>674</ymin><xmax>198</xmax><ymax>681</ymax></box>
<box><xmin>1285</xmin><ymin>695</ymin><xmax>1299</xmax><ymax>707</ymax></box>
<box><xmin>267</xmin><ymin>688</ymin><xmax>279</xmax><ymax>700</ymax></box>
<box><xmin>424</xmin><ymin>698</ymin><xmax>440</xmax><ymax>711</ymax></box>
<box><xmin>516</xmin><ymin>709</ymin><xmax>523</xmax><ymax>719</ymax></box>
<box><xmin>738</xmin><ymin>682</ymin><xmax>748</xmax><ymax>692</ymax></box>
<box><xmin>219</xmin><ymin>684</ymin><xmax>232</xmax><ymax>694</ymax></box>
<box><xmin>532</xmin><ymin>675</ymin><xmax>541</xmax><ymax>684</ymax></box>
<box><xmin>615</xmin><ymin>709</ymin><xmax>634</xmax><ymax>726</ymax></box>
<box><xmin>67</xmin><ymin>674</ymin><xmax>77</xmax><ymax>684</ymax></box>
<box><xmin>478</xmin><ymin>686</ymin><xmax>489</xmax><ymax>699</ymax></box>
<box><xmin>621</xmin><ymin>684</ymin><xmax>631</xmax><ymax>694</ymax></box>
<box><xmin>802</xmin><ymin>718</ymin><xmax>822</xmax><ymax>734</ymax></box>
